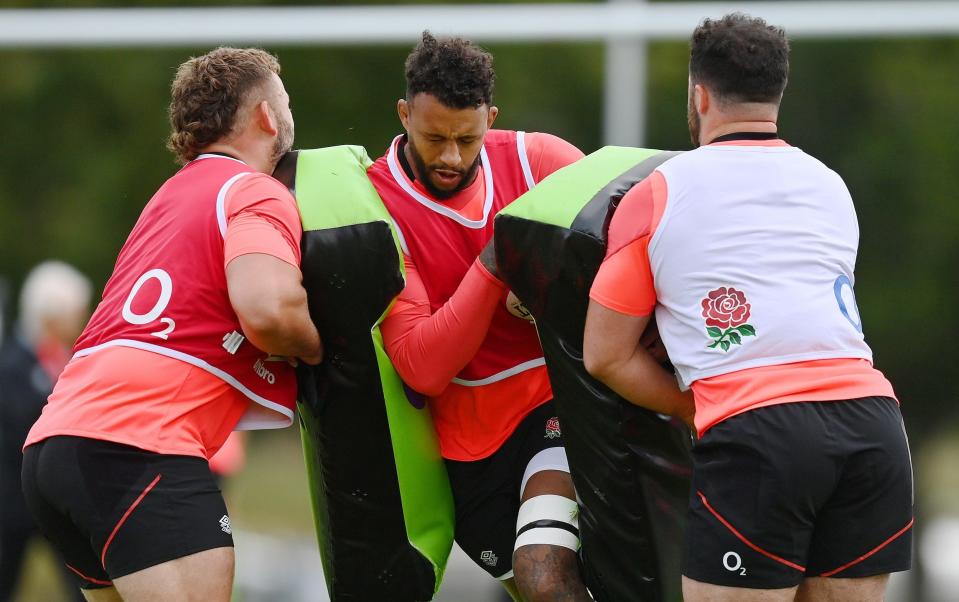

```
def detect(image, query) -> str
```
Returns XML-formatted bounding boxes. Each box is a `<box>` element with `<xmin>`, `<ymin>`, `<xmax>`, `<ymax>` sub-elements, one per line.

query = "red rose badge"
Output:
<box><xmin>545</xmin><ymin>417</ymin><xmax>562</xmax><ymax>439</ymax></box>
<box><xmin>701</xmin><ymin>287</ymin><xmax>756</xmax><ymax>351</ymax></box>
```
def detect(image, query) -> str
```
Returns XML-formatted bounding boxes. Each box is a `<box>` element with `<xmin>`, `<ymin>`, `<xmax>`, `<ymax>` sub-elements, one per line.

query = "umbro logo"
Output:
<box><xmin>479</xmin><ymin>550</ymin><xmax>498</xmax><ymax>567</ymax></box>
<box><xmin>219</xmin><ymin>515</ymin><xmax>232</xmax><ymax>534</ymax></box>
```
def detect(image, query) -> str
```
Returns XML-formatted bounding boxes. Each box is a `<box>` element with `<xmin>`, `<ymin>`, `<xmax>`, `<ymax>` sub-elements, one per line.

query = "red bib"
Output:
<box><xmin>74</xmin><ymin>155</ymin><xmax>296</xmax><ymax>429</ymax></box>
<box><xmin>368</xmin><ymin>130</ymin><xmax>544</xmax><ymax>385</ymax></box>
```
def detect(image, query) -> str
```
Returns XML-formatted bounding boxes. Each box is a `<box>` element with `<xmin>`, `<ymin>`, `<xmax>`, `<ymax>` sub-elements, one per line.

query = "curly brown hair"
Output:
<box><xmin>167</xmin><ymin>47</ymin><xmax>281</xmax><ymax>164</ymax></box>
<box><xmin>690</xmin><ymin>13</ymin><xmax>789</xmax><ymax>104</ymax></box>
<box><xmin>405</xmin><ymin>31</ymin><xmax>494</xmax><ymax>109</ymax></box>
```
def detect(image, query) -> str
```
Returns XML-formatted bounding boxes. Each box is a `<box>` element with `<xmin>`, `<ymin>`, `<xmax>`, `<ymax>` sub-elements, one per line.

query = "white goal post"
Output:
<box><xmin>3</xmin><ymin>1</ymin><xmax>958</xmax><ymax>145</ymax></box>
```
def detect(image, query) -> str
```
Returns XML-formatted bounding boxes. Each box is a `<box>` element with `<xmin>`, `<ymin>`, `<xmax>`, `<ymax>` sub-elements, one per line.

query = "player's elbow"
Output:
<box><xmin>393</xmin><ymin>363</ymin><xmax>449</xmax><ymax>398</ymax></box>
<box><xmin>413</xmin><ymin>380</ymin><xmax>447</xmax><ymax>398</ymax></box>
<box><xmin>227</xmin><ymin>254</ymin><xmax>311</xmax><ymax>351</ymax></box>
<box><xmin>233</xmin><ymin>282</ymin><xmax>310</xmax><ymax>349</ymax></box>
<box><xmin>583</xmin><ymin>343</ymin><xmax>619</xmax><ymax>384</ymax></box>
<box><xmin>582</xmin><ymin>351</ymin><xmax>605</xmax><ymax>381</ymax></box>
<box><xmin>234</xmin><ymin>294</ymin><xmax>290</xmax><ymax>344</ymax></box>
<box><xmin>384</xmin><ymin>337</ymin><xmax>452</xmax><ymax>397</ymax></box>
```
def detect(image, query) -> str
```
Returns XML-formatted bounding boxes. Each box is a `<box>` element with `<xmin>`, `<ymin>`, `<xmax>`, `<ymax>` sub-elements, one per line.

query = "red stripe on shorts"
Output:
<box><xmin>66</xmin><ymin>563</ymin><xmax>113</xmax><ymax>587</ymax></box>
<box><xmin>100</xmin><ymin>473</ymin><xmax>162</xmax><ymax>569</ymax></box>
<box><xmin>819</xmin><ymin>518</ymin><xmax>915</xmax><ymax>577</ymax></box>
<box><xmin>697</xmin><ymin>490</ymin><xmax>806</xmax><ymax>572</ymax></box>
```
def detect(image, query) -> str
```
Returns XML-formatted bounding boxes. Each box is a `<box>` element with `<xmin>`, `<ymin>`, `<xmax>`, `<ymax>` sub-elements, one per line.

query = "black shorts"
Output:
<box><xmin>21</xmin><ymin>436</ymin><xmax>234</xmax><ymax>589</ymax></box>
<box><xmin>445</xmin><ymin>401</ymin><xmax>567</xmax><ymax>579</ymax></box>
<box><xmin>683</xmin><ymin>396</ymin><xmax>913</xmax><ymax>589</ymax></box>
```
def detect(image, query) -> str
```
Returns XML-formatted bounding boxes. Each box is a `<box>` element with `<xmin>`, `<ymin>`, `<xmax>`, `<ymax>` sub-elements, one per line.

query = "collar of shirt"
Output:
<box><xmin>708</xmin><ymin>131</ymin><xmax>780</xmax><ymax>144</ymax></box>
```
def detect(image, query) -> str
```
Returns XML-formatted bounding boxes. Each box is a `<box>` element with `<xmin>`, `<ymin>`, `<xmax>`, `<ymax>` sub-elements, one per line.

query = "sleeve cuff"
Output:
<box><xmin>472</xmin><ymin>257</ymin><xmax>508</xmax><ymax>290</ymax></box>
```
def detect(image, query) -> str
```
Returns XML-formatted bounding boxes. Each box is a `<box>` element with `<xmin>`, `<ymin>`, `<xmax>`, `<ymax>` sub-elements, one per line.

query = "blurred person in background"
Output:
<box><xmin>207</xmin><ymin>431</ymin><xmax>247</xmax><ymax>486</ymax></box>
<box><xmin>20</xmin><ymin>47</ymin><xmax>322</xmax><ymax>602</ymax></box>
<box><xmin>0</xmin><ymin>261</ymin><xmax>91</xmax><ymax>602</ymax></box>
<box><xmin>584</xmin><ymin>13</ymin><xmax>913</xmax><ymax>602</ymax></box>
<box><xmin>0</xmin><ymin>277</ymin><xmax>7</xmax><ymax>344</ymax></box>
<box><xmin>368</xmin><ymin>32</ymin><xmax>590</xmax><ymax>602</ymax></box>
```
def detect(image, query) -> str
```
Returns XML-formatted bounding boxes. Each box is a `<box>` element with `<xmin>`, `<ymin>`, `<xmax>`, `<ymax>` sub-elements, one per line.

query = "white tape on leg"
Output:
<box><xmin>514</xmin><ymin>526</ymin><xmax>580</xmax><ymax>552</ymax></box>
<box><xmin>520</xmin><ymin>447</ymin><xmax>570</xmax><ymax>497</ymax></box>
<box><xmin>514</xmin><ymin>494</ymin><xmax>580</xmax><ymax>553</ymax></box>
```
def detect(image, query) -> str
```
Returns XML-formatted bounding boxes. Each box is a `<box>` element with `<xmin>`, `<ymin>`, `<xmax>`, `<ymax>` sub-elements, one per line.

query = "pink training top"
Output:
<box><xmin>375</xmin><ymin>131</ymin><xmax>584</xmax><ymax>460</ymax></box>
<box><xmin>25</xmin><ymin>161</ymin><xmax>302</xmax><ymax>459</ymax></box>
<box><xmin>590</xmin><ymin>139</ymin><xmax>895</xmax><ymax>436</ymax></box>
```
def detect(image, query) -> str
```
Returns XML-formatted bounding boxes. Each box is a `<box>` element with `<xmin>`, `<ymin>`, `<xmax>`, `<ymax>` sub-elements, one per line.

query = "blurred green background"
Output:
<box><xmin>2</xmin><ymin>1</ymin><xmax>957</xmax><ymax>601</ymax></box>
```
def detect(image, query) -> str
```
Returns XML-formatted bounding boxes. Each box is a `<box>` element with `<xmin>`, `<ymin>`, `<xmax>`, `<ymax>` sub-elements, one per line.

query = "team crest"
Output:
<box><xmin>545</xmin><ymin>417</ymin><xmax>562</xmax><ymax>439</ymax></box>
<box><xmin>701</xmin><ymin>287</ymin><xmax>757</xmax><ymax>352</ymax></box>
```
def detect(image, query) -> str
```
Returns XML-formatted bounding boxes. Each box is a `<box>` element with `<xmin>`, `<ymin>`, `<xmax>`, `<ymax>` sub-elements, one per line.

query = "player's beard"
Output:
<box><xmin>407</xmin><ymin>137</ymin><xmax>482</xmax><ymax>201</ymax></box>
<box><xmin>687</xmin><ymin>94</ymin><xmax>701</xmax><ymax>148</ymax></box>
<box><xmin>271</xmin><ymin>112</ymin><xmax>295</xmax><ymax>167</ymax></box>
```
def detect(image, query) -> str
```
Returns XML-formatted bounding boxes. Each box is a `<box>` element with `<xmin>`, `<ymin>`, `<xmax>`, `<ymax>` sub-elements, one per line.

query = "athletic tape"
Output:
<box><xmin>517</xmin><ymin>494</ymin><xmax>579</xmax><ymax>529</ymax></box>
<box><xmin>515</xmin><ymin>494</ymin><xmax>580</xmax><ymax>552</ymax></box>
<box><xmin>514</xmin><ymin>527</ymin><xmax>580</xmax><ymax>552</ymax></box>
<box><xmin>520</xmin><ymin>447</ymin><xmax>570</xmax><ymax>496</ymax></box>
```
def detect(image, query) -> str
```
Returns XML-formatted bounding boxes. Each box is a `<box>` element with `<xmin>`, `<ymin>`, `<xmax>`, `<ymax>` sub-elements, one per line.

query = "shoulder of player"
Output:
<box><xmin>527</xmin><ymin>131</ymin><xmax>583</xmax><ymax>160</ymax></box>
<box><xmin>605</xmin><ymin>172</ymin><xmax>665</xmax><ymax>255</ymax></box>
<box><xmin>484</xmin><ymin>130</ymin><xmax>580</xmax><ymax>155</ymax></box>
<box><xmin>367</xmin><ymin>150</ymin><xmax>391</xmax><ymax>174</ymax></box>
<box><xmin>222</xmin><ymin>171</ymin><xmax>297</xmax><ymax>216</ymax></box>
<box><xmin>232</xmin><ymin>172</ymin><xmax>295</xmax><ymax>200</ymax></box>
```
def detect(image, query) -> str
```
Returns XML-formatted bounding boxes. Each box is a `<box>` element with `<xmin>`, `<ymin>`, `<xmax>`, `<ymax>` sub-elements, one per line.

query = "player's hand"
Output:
<box><xmin>299</xmin><ymin>351</ymin><xmax>323</xmax><ymax>366</ymax></box>
<box><xmin>478</xmin><ymin>238</ymin><xmax>500</xmax><ymax>280</ymax></box>
<box><xmin>266</xmin><ymin>354</ymin><xmax>299</xmax><ymax>367</ymax></box>
<box><xmin>299</xmin><ymin>339</ymin><xmax>324</xmax><ymax>366</ymax></box>
<box><xmin>640</xmin><ymin>319</ymin><xmax>668</xmax><ymax>364</ymax></box>
<box><xmin>506</xmin><ymin>291</ymin><xmax>534</xmax><ymax>322</ymax></box>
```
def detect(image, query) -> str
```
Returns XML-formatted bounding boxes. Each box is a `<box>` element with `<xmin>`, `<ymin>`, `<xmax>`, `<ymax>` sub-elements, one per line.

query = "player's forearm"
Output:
<box><xmin>228</xmin><ymin>254</ymin><xmax>323</xmax><ymax>364</ymax></box>
<box><xmin>384</xmin><ymin>259</ymin><xmax>506</xmax><ymax>395</ymax></box>
<box><xmin>240</xmin><ymin>290</ymin><xmax>322</xmax><ymax>362</ymax></box>
<box><xmin>586</xmin><ymin>345</ymin><xmax>694</xmax><ymax>425</ymax></box>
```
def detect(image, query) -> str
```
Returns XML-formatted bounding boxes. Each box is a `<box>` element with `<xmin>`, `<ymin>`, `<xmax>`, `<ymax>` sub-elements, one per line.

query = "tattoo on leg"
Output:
<box><xmin>513</xmin><ymin>545</ymin><xmax>591</xmax><ymax>602</ymax></box>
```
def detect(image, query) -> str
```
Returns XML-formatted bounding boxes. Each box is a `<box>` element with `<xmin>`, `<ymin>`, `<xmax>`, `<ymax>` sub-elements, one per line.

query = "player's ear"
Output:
<box><xmin>398</xmin><ymin>98</ymin><xmax>411</xmax><ymax>131</ymax></box>
<box><xmin>255</xmin><ymin>100</ymin><xmax>279</xmax><ymax>137</ymax></box>
<box><xmin>486</xmin><ymin>105</ymin><xmax>499</xmax><ymax>129</ymax></box>
<box><xmin>694</xmin><ymin>84</ymin><xmax>710</xmax><ymax>115</ymax></box>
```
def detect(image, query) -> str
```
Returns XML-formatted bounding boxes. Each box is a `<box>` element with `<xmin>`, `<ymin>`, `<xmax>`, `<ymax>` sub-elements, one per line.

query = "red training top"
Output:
<box><xmin>369</xmin><ymin>130</ymin><xmax>584</xmax><ymax>460</ymax></box>
<box><xmin>26</xmin><ymin>154</ymin><xmax>303</xmax><ymax>459</ymax></box>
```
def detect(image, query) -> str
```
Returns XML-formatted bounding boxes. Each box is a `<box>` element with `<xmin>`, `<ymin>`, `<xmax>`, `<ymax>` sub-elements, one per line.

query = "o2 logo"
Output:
<box><xmin>833</xmin><ymin>274</ymin><xmax>863</xmax><ymax>333</ymax></box>
<box><xmin>723</xmin><ymin>551</ymin><xmax>746</xmax><ymax>576</ymax></box>
<box><xmin>122</xmin><ymin>268</ymin><xmax>176</xmax><ymax>340</ymax></box>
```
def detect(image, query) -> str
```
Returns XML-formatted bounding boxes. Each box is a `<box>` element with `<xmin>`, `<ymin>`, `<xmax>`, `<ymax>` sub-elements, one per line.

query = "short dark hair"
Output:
<box><xmin>404</xmin><ymin>31</ymin><xmax>495</xmax><ymax>108</ymax></box>
<box><xmin>167</xmin><ymin>47</ymin><xmax>280</xmax><ymax>164</ymax></box>
<box><xmin>690</xmin><ymin>13</ymin><xmax>789</xmax><ymax>104</ymax></box>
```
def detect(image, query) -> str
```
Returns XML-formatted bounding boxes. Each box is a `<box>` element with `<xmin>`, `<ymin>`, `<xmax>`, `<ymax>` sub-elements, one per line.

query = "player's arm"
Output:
<box><xmin>223</xmin><ymin>174</ymin><xmax>323</xmax><ymax>365</ymax></box>
<box><xmin>583</xmin><ymin>304</ymin><xmax>693</xmax><ymax>426</ymax></box>
<box><xmin>524</xmin><ymin>132</ymin><xmax>585</xmax><ymax>182</ymax></box>
<box><xmin>381</xmin><ymin>255</ymin><xmax>506</xmax><ymax>396</ymax></box>
<box><xmin>581</xmin><ymin>173</ymin><xmax>693</xmax><ymax>425</ymax></box>
<box><xmin>227</xmin><ymin>254</ymin><xmax>322</xmax><ymax>365</ymax></box>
